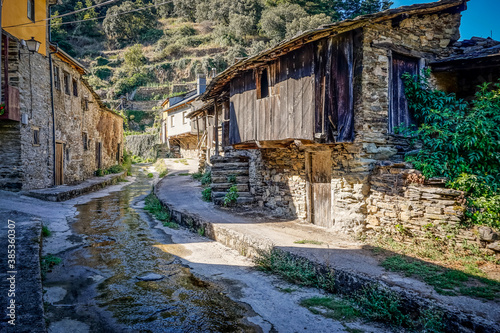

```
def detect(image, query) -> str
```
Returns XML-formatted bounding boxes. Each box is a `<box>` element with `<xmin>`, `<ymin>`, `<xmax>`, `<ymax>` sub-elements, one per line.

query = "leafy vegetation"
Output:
<box><xmin>144</xmin><ymin>192</ymin><xmax>174</xmax><ymax>227</ymax></box>
<box><xmin>223</xmin><ymin>185</ymin><xmax>239</xmax><ymax>206</ymax></box>
<box><xmin>96</xmin><ymin>164</ymin><xmax>125</xmax><ymax>176</ymax></box>
<box><xmin>200</xmin><ymin>171</ymin><xmax>212</xmax><ymax>186</ymax></box>
<box><xmin>300</xmin><ymin>296</ymin><xmax>360</xmax><ymax>322</ymax></box>
<box><xmin>41</xmin><ymin>254</ymin><xmax>62</xmax><ymax>279</ymax></box>
<box><xmin>255</xmin><ymin>248</ymin><xmax>335</xmax><ymax>292</ymax></box>
<box><xmin>256</xmin><ymin>248</ymin><xmax>447</xmax><ymax>331</ymax></box>
<box><xmin>402</xmin><ymin>71</ymin><xmax>500</xmax><ymax>229</ymax></box>
<box><xmin>201</xmin><ymin>187</ymin><xmax>212</xmax><ymax>202</ymax></box>
<box><xmin>381</xmin><ymin>255</ymin><xmax>500</xmax><ymax>300</ymax></box>
<box><xmin>42</xmin><ymin>225</ymin><xmax>52</xmax><ymax>238</ymax></box>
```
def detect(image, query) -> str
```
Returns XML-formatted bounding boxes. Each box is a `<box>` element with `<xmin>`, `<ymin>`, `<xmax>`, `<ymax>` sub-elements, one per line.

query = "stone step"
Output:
<box><xmin>212</xmin><ymin>176</ymin><xmax>249</xmax><ymax>184</ymax></box>
<box><xmin>211</xmin><ymin>191</ymin><xmax>253</xmax><ymax>199</ymax></box>
<box><xmin>211</xmin><ymin>155</ymin><xmax>249</xmax><ymax>164</ymax></box>
<box><xmin>213</xmin><ymin>196</ymin><xmax>255</xmax><ymax>205</ymax></box>
<box><xmin>211</xmin><ymin>169</ymin><xmax>249</xmax><ymax>176</ymax></box>
<box><xmin>211</xmin><ymin>183</ymin><xmax>249</xmax><ymax>192</ymax></box>
<box><xmin>211</xmin><ymin>162</ymin><xmax>249</xmax><ymax>170</ymax></box>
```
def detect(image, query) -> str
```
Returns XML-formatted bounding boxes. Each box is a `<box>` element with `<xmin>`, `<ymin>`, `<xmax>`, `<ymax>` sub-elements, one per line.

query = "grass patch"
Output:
<box><xmin>254</xmin><ymin>248</ymin><xmax>335</xmax><ymax>292</ymax></box>
<box><xmin>255</xmin><ymin>248</ymin><xmax>447</xmax><ymax>331</ymax></box>
<box><xmin>178</xmin><ymin>158</ymin><xmax>188</xmax><ymax>165</ymax></box>
<box><xmin>300</xmin><ymin>296</ymin><xmax>360</xmax><ymax>322</ymax></box>
<box><xmin>197</xmin><ymin>227</ymin><xmax>205</xmax><ymax>236</ymax></box>
<box><xmin>163</xmin><ymin>221</ymin><xmax>180</xmax><ymax>229</ymax></box>
<box><xmin>294</xmin><ymin>239</ymin><xmax>323</xmax><ymax>245</ymax></box>
<box><xmin>41</xmin><ymin>254</ymin><xmax>62</xmax><ymax>279</ymax></box>
<box><xmin>178</xmin><ymin>173</ymin><xmax>191</xmax><ymax>176</ymax></box>
<box><xmin>153</xmin><ymin>159</ymin><xmax>168</xmax><ymax>178</ymax></box>
<box><xmin>147</xmin><ymin>173</ymin><xmax>154</xmax><ymax>178</ymax></box>
<box><xmin>277</xmin><ymin>287</ymin><xmax>296</xmax><ymax>293</ymax></box>
<box><xmin>144</xmin><ymin>192</ymin><xmax>171</xmax><ymax>223</ymax></box>
<box><xmin>41</xmin><ymin>225</ymin><xmax>51</xmax><ymax>237</ymax></box>
<box><xmin>192</xmin><ymin>172</ymin><xmax>203</xmax><ymax>180</ymax></box>
<box><xmin>381</xmin><ymin>255</ymin><xmax>500</xmax><ymax>300</ymax></box>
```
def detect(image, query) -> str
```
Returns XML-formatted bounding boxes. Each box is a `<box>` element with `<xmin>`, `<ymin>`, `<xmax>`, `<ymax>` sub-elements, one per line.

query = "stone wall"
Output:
<box><xmin>366</xmin><ymin>162</ymin><xmax>464</xmax><ymax>235</ymax></box>
<box><xmin>124</xmin><ymin>134</ymin><xmax>159</xmax><ymax>160</ymax></box>
<box><xmin>52</xmin><ymin>56</ymin><xmax>124</xmax><ymax>185</ymax></box>
<box><xmin>248</xmin><ymin>146</ymin><xmax>307</xmax><ymax>218</ymax></box>
<box><xmin>0</xmin><ymin>41</ymin><xmax>53</xmax><ymax>191</ymax></box>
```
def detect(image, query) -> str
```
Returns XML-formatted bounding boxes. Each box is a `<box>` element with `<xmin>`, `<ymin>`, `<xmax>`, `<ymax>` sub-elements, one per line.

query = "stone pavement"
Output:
<box><xmin>155</xmin><ymin>158</ymin><xmax>500</xmax><ymax>332</ymax></box>
<box><xmin>24</xmin><ymin>171</ymin><xmax>126</xmax><ymax>202</ymax></box>
<box><xmin>0</xmin><ymin>210</ymin><xmax>44</xmax><ymax>333</ymax></box>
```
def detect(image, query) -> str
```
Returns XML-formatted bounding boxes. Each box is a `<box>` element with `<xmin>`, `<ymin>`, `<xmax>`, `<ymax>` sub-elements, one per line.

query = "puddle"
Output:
<box><xmin>44</xmin><ymin>166</ymin><xmax>257</xmax><ymax>332</ymax></box>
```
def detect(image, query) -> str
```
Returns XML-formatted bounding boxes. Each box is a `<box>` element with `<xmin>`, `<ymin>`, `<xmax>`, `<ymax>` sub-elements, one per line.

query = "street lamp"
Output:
<box><xmin>25</xmin><ymin>37</ymin><xmax>41</xmax><ymax>53</ymax></box>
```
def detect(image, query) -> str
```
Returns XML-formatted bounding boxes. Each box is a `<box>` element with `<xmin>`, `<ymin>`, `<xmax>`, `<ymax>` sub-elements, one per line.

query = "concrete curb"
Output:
<box><xmin>154</xmin><ymin>182</ymin><xmax>499</xmax><ymax>333</ymax></box>
<box><xmin>24</xmin><ymin>171</ymin><xmax>126</xmax><ymax>202</ymax></box>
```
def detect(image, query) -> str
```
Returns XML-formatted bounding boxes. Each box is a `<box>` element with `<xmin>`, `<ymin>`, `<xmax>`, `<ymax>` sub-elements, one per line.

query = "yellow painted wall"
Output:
<box><xmin>2</xmin><ymin>0</ymin><xmax>48</xmax><ymax>56</ymax></box>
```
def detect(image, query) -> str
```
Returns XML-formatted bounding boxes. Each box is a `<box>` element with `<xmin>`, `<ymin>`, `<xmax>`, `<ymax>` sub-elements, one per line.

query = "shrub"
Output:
<box><xmin>202</xmin><ymin>187</ymin><xmax>212</xmax><ymax>201</ymax></box>
<box><xmin>107</xmin><ymin>164</ymin><xmax>124</xmax><ymax>174</ymax></box>
<box><xmin>402</xmin><ymin>71</ymin><xmax>500</xmax><ymax>229</ymax></box>
<box><xmin>223</xmin><ymin>185</ymin><xmax>239</xmax><ymax>206</ymax></box>
<box><xmin>201</xmin><ymin>171</ymin><xmax>211</xmax><ymax>186</ymax></box>
<box><xmin>93</xmin><ymin>66</ymin><xmax>112</xmax><ymax>80</ymax></box>
<box><xmin>95</xmin><ymin>56</ymin><xmax>109</xmax><ymax>66</ymax></box>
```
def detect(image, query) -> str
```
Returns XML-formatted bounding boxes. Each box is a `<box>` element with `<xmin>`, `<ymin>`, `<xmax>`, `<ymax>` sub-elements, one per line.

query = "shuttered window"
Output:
<box><xmin>389</xmin><ymin>53</ymin><xmax>420</xmax><ymax>134</ymax></box>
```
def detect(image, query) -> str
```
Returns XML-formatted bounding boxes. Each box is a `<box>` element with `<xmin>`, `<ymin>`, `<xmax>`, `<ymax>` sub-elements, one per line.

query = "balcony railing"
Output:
<box><xmin>0</xmin><ymin>86</ymin><xmax>20</xmax><ymax>121</ymax></box>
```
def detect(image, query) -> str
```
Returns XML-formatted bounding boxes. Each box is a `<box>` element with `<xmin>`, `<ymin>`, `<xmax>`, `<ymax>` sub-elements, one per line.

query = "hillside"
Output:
<box><xmin>51</xmin><ymin>0</ymin><xmax>393</xmax><ymax>105</ymax></box>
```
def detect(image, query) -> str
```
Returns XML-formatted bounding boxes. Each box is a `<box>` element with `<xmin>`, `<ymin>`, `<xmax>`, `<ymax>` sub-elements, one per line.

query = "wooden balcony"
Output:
<box><xmin>0</xmin><ymin>86</ymin><xmax>20</xmax><ymax>122</ymax></box>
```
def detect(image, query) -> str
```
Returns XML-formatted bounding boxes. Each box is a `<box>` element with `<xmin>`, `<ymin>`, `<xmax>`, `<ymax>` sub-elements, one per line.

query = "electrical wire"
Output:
<box><xmin>2</xmin><ymin>0</ymin><xmax>120</xmax><ymax>29</ymax></box>
<box><xmin>4</xmin><ymin>0</ymin><xmax>173</xmax><ymax>29</ymax></box>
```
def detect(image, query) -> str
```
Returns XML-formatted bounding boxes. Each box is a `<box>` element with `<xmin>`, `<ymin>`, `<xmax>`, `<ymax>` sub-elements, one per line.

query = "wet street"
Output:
<box><xmin>0</xmin><ymin>162</ymin><xmax>385</xmax><ymax>333</ymax></box>
<box><xmin>43</xmin><ymin>166</ymin><xmax>257</xmax><ymax>332</ymax></box>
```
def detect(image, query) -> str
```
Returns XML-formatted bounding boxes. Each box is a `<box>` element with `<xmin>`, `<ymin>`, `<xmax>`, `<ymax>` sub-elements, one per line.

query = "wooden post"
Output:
<box><xmin>214</xmin><ymin>100</ymin><xmax>219</xmax><ymax>156</ymax></box>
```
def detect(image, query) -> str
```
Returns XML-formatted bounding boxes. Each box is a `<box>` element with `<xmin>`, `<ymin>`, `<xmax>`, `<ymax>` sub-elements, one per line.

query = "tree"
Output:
<box><xmin>285</xmin><ymin>13</ymin><xmax>331</xmax><ymax>38</ymax></box>
<box><xmin>103</xmin><ymin>0</ymin><xmax>157</xmax><ymax>46</ymax></box>
<box><xmin>124</xmin><ymin>44</ymin><xmax>147</xmax><ymax>75</ymax></box>
<box><xmin>74</xmin><ymin>0</ymin><xmax>99</xmax><ymax>36</ymax></box>
<box><xmin>259</xmin><ymin>3</ymin><xmax>307</xmax><ymax>41</ymax></box>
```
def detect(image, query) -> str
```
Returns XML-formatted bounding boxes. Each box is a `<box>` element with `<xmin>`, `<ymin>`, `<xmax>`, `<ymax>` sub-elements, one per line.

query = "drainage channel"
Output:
<box><xmin>43</xmin><ymin>165</ymin><xmax>258</xmax><ymax>332</ymax></box>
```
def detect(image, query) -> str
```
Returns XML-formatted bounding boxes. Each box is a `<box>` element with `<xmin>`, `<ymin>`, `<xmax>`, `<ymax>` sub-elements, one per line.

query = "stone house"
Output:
<box><xmin>160</xmin><ymin>75</ymin><xmax>206</xmax><ymax>158</ymax></box>
<box><xmin>0</xmin><ymin>0</ymin><xmax>123</xmax><ymax>190</ymax></box>
<box><xmin>50</xmin><ymin>46</ymin><xmax>124</xmax><ymax>185</ymax></box>
<box><xmin>199</xmin><ymin>0</ymin><xmax>471</xmax><ymax>235</ymax></box>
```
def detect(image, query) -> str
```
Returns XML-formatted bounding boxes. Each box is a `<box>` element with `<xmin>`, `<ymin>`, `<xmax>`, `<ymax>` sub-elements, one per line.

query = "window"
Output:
<box><xmin>53</xmin><ymin>66</ymin><xmax>61</xmax><ymax>91</ymax></box>
<box><xmin>72</xmin><ymin>78</ymin><xmax>78</xmax><ymax>97</ymax></box>
<box><xmin>82</xmin><ymin>132</ymin><xmax>88</xmax><ymax>150</ymax></box>
<box><xmin>83</xmin><ymin>97</ymin><xmax>89</xmax><ymax>111</ymax></box>
<box><xmin>170</xmin><ymin>115</ymin><xmax>175</xmax><ymax>127</ymax></box>
<box><xmin>116</xmin><ymin>143</ymin><xmax>121</xmax><ymax>162</ymax></box>
<box><xmin>256</xmin><ymin>68</ymin><xmax>269</xmax><ymax>99</ymax></box>
<box><xmin>182</xmin><ymin>111</ymin><xmax>187</xmax><ymax>124</ymax></box>
<box><xmin>389</xmin><ymin>53</ymin><xmax>420</xmax><ymax>134</ymax></box>
<box><xmin>27</xmin><ymin>0</ymin><xmax>35</xmax><ymax>22</ymax></box>
<box><xmin>63</xmin><ymin>72</ymin><xmax>70</xmax><ymax>95</ymax></box>
<box><xmin>33</xmin><ymin>127</ymin><xmax>40</xmax><ymax>146</ymax></box>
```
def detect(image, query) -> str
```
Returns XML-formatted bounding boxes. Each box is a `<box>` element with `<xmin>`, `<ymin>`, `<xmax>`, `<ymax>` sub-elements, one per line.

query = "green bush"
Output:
<box><xmin>201</xmin><ymin>171</ymin><xmax>211</xmax><ymax>186</ymax></box>
<box><xmin>96</xmin><ymin>56</ymin><xmax>109</xmax><ymax>66</ymax></box>
<box><xmin>202</xmin><ymin>187</ymin><xmax>212</xmax><ymax>201</ymax></box>
<box><xmin>107</xmin><ymin>164</ymin><xmax>124</xmax><ymax>174</ymax></box>
<box><xmin>223</xmin><ymin>185</ymin><xmax>239</xmax><ymax>206</ymax></box>
<box><xmin>93</xmin><ymin>66</ymin><xmax>112</xmax><ymax>80</ymax></box>
<box><xmin>402</xmin><ymin>71</ymin><xmax>500</xmax><ymax>229</ymax></box>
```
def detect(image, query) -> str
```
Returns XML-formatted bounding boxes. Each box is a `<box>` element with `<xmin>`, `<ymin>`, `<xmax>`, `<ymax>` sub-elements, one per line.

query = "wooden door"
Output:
<box><xmin>389</xmin><ymin>53</ymin><xmax>419</xmax><ymax>133</ymax></box>
<box><xmin>95</xmin><ymin>142</ymin><xmax>102</xmax><ymax>170</ymax></box>
<box><xmin>306</xmin><ymin>150</ymin><xmax>332</xmax><ymax>228</ymax></box>
<box><xmin>55</xmin><ymin>142</ymin><xmax>64</xmax><ymax>186</ymax></box>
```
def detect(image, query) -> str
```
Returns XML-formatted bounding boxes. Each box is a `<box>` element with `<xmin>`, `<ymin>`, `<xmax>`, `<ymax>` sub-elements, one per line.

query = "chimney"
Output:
<box><xmin>197</xmin><ymin>74</ymin><xmax>206</xmax><ymax>95</ymax></box>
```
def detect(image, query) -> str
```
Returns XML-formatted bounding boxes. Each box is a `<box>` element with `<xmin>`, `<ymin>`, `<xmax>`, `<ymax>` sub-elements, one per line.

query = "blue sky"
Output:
<box><xmin>391</xmin><ymin>0</ymin><xmax>499</xmax><ymax>40</ymax></box>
